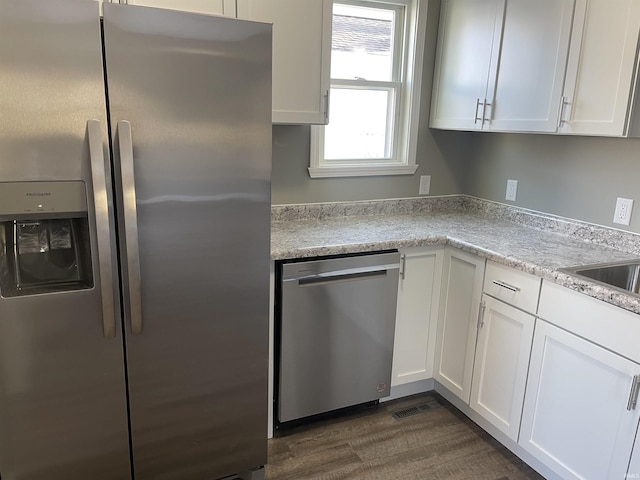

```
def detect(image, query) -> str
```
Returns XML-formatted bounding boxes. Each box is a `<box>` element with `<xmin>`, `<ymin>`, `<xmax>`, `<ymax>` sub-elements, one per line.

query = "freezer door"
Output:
<box><xmin>103</xmin><ymin>5</ymin><xmax>271</xmax><ymax>479</ymax></box>
<box><xmin>0</xmin><ymin>1</ymin><xmax>130</xmax><ymax>479</ymax></box>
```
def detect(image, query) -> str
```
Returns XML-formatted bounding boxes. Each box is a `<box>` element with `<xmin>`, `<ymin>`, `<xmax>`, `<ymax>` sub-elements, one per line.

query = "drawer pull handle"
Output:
<box><xmin>627</xmin><ymin>375</ymin><xmax>640</xmax><ymax>411</ymax></box>
<box><xmin>492</xmin><ymin>280</ymin><xmax>521</xmax><ymax>292</ymax></box>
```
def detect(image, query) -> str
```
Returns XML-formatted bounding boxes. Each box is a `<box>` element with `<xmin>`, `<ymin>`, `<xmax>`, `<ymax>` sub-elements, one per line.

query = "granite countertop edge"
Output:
<box><xmin>270</xmin><ymin>197</ymin><xmax>640</xmax><ymax>316</ymax></box>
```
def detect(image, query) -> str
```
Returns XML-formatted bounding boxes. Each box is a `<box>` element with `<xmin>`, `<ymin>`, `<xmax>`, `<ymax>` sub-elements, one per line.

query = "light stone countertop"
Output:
<box><xmin>271</xmin><ymin>197</ymin><xmax>640</xmax><ymax>315</ymax></box>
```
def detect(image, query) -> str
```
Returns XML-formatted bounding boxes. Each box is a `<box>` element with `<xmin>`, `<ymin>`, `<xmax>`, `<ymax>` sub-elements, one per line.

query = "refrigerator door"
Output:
<box><xmin>102</xmin><ymin>5</ymin><xmax>272</xmax><ymax>479</ymax></box>
<box><xmin>0</xmin><ymin>1</ymin><xmax>130</xmax><ymax>479</ymax></box>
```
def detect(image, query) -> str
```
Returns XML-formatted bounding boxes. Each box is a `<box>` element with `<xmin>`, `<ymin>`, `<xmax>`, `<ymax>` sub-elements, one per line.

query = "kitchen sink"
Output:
<box><xmin>561</xmin><ymin>261</ymin><xmax>640</xmax><ymax>295</ymax></box>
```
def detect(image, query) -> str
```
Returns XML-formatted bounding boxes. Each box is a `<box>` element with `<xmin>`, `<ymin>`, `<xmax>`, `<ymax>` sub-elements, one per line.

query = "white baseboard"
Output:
<box><xmin>381</xmin><ymin>378</ymin><xmax>435</xmax><ymax>402</ymax></box>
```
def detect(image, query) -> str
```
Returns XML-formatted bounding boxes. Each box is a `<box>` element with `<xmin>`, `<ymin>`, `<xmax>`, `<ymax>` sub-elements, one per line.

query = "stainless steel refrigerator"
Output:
<box><xmin>0</xmin><ymin>1</ymin><xmax>271</xmax><ymax>479</ymax></box>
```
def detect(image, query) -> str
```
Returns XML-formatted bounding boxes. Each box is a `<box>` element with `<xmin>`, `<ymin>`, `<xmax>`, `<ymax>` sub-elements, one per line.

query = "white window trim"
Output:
<box><xmin>309</xmin><ymin>0</ymin><xmax>427</xmax><ymax>178</ymax></box>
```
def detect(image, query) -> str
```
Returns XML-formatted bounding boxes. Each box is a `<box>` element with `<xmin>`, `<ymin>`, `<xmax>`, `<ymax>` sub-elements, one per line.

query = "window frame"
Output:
<box><xmin>323</xmin><ymin>82</ymin><xmax>400</xmax><ymax>161</ymax></box>
<box><xmin>309</xmin><ymin>0</ymin><xmax>427</xmax><ymax>178</ymax></box>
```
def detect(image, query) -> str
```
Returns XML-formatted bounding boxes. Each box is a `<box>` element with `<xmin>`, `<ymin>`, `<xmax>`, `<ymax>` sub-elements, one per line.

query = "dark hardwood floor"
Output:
<box><xmin>266</xmin><ymin>392</ymin><xmax>545</xmax><ymax>480</ymax></box>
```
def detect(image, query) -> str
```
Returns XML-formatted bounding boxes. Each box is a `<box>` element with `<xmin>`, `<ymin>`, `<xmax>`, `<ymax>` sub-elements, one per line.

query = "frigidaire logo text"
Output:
<box><xmin>26</xmin><ymin>192</ymin><xmax>51</xmax><ymax>197</ymax></box>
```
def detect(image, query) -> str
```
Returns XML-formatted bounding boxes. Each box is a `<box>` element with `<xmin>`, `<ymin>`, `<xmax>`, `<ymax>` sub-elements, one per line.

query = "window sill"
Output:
<box><xmin>308</xmin><ymin>164</ymin><xmax>418</xmax><ymax>178</ymax></box>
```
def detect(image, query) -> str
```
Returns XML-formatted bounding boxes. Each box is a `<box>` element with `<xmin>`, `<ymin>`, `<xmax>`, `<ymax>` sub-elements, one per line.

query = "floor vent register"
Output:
<box><xmin>391</xmin><ymin>396</ymin><xmax>446</xmax><ymax>420</ymax></box>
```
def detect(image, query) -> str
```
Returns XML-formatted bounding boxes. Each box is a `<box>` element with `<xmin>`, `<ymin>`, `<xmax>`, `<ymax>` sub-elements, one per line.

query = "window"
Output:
<box><xmin>309</xmin><ymin>0</ymin><xmax>426</xmax><ymax>178</ymax></box>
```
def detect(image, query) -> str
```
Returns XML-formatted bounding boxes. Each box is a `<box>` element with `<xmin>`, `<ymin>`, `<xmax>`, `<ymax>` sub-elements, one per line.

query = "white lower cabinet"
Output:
<box><xmin>469</xmin><ymin>294</ymin><xmax>534</xmax><ymax>441</ymax></box>
<box><xmin>519</xmin><ymin>319</ymin><xmax>640</xmax><ymax>480</ymax></box>
<box><xmin>391</xmin><ymin>247</ymin><xmax>443</xmax><ymax>387</ymax></box>
<box><xmin>434</xmin><ymin>248</ymin><xmax>485</xmax><ymax>403</ymax></box>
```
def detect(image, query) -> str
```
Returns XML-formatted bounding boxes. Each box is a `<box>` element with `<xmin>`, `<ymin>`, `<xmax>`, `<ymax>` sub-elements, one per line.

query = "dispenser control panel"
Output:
<box><xmin>0</xmin><ymin>181</ymin><xmax>87</xmax><ymax>217</ymax></box>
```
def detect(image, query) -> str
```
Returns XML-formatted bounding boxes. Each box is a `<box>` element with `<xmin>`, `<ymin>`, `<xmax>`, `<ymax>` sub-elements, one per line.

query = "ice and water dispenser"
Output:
<box><xmin>0</xmin><ymin>181</ymin><xmax>93</xmax><ymax>297</ymax></box>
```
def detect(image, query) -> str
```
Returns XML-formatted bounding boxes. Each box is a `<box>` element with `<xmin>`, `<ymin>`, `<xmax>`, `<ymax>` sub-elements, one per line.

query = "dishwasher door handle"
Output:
<box><xmin>298</xmin><ymin>269</ymin><xmax>388</xmax><ymax>287</ymax></box>
<box><xmin>285</xmin><ymin>263</ymin><xmax>399</xmax><ymax>286</ymax></box>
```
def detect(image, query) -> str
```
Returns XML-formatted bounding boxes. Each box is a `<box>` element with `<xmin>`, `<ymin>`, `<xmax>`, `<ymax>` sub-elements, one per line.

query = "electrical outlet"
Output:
<box><xmin>614</xmin><ymin>197</ymin><xmax>634</xmax><ymax>226</ymax></box>
<box><xmin>419</xmin><ymin>175</ymin><xmax>431</xmax><ymax>195</ymax></box>
<box><xmin>506</xmin><ymin>179</ymin><xmax>518</xmax><ymax>201</ymax></box>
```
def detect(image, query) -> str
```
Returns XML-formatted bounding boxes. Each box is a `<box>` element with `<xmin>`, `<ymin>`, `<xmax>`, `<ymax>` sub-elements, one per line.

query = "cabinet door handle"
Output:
<box><xmin>474</xmin><ymin>98</ymin><xmax>482</xmax><ymax>125</ymax></box>
<box><xmin>482</xmin><ymin>99</ymin><xmax>490</xmax><ymax>124</ymax></box>
<box><xmin>399</xmin><ymin>254</ymin><xmax>407</xmax><ymax>280</ymax></box>
<box><xmin>477</xmin><ymin>301</ymin><xmax>486</xmax><ymax>329</ymax></box>
<box><xmin>492</xmin><ymin>280</ymin><xmax>521</xmax><ymax>292</ymax></box>
<box><xmin>627</xmin><ymin>375</ymin><xmax>640</xmax><ymax>411</ymax></box>
<box><xmin>324</xmin><ymin>89</ymin><xmax>330</xmax><ymax>124</ymax></box>
<box><xmin>558</xmin><ymin>96</ymin><xmax>569</xmax><ymax>128</ymax></box>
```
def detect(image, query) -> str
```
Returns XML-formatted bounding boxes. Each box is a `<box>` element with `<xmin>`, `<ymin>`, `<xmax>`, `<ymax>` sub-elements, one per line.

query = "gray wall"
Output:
<box><xmin>464</xmin><ymin>133</ymin><xmax>640</xmax><ymax>233</ymax></box>
<box><xmin>271</xmin><ymin>0</ymin><xmax>640</xmax><ymax>237</ymax></box>
<box><xmin>271</xmin><ymin>0</ymin><xmax>471</xmax><ymax>205</ymax></box>
<box><xmin>271</xmin><ymin>125</ymin><xmax>470</xmax><ymax>204</ymax></box>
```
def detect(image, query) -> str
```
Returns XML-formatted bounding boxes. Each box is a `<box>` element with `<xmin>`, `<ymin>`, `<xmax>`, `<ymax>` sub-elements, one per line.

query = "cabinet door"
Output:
<box><xmin>122</xmin><ymin>0</ymin><xmax>236</xmax><ymax>16</ymax></box>
<box><xmin>391</xmin><ymin>247</ymin><xmax>443</xmax><ymax>387</ymax></box>
<box><xmin>469</xmin><ymin>295</ymin><xmax>534</xmax><ymax>441</ymax></box>
<box><xmin>629</xmin><ymin>438</ymin><xmax>640</xmax><ymax>480</ymax></box>
<box><xmin>237</xmin><ymin>0</ymin><xmax>331</xmax><ymax>124</ymax></box>
<box><xmin>559</xmin><ymin>0</ymin><xmax>640</xmax><ymax>136</ymax></box>
<box><xmin>520</xmin><ymin>320</ymin><xmax>640</xmax><ymax>480</ymax></box>
<box><xmin>487</xmin><ymin>0</ymin><xmax>574</xmax><ymax>132</ymax></box>
<box><xmin>434</xmin><ymin>248</ymin><xmax>485</xmax><ymax>403</ymax></box>
<box><xmin>430</xmin><ymin>0</ymin><xmax>504</xmax><ymax>130</ymax></box>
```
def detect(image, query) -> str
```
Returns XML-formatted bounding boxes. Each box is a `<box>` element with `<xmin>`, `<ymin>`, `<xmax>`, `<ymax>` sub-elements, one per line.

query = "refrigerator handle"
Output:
<box><xmin>87</xmin><ymin>119</ymin><xmax>117</xmax><ymax>339</ymax></box>
<box><xmin>118</xmin><ymin>120</ymin><xmax>143</xmax><ymax>336</ymax></box>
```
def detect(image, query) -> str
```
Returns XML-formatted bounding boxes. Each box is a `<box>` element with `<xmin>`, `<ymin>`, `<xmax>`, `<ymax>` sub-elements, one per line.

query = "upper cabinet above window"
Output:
<box><xmin>237</xmin><ymin>0</ymin><xmax>332</xmax><ymax>124</ymax></box>
<box><xmin>119</xmin><ymin>0</ymin><xmax>236</xmax><ymax>16</ymax></box>
<box><xmin>559</xmin><ymin>0</ymin><xmax>640</xmax><ymax>137</ymax></box>
<box><xmin>102</xmin><ymin>0</ymin><xmax>331</xmax><ymax>124</ymax></box>
<box><xmin>430</xmin><ymin>0</ymin><xmax>574</xmax><ymax>134</ymax></box>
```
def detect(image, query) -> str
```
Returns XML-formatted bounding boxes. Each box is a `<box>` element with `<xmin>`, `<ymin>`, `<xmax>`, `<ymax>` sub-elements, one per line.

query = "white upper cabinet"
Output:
<box><xmin>430</xmin><ymin>0</ymin><xmax>503</xmax><ymax>130</ymax></box>
<box><xmin>430</xmin><ymin>0</ymin><xmax>574</xmax><ymax>133</ymax></box>
<box><xmin>120</xmin><ymin>0</ymin><xmax>236</xmax><ymax>16</ymax></box>
<box><xmin>559</xmin><ymin>0</ymin><xmax>640</xmax><ymax>136</ymax></box>
<box><xmin>237</xmin><ymin>0</ymin><xmax>332</xmax><ymax>124</ymax></box>
<box><xmin>489</xmin><ymin>0</ymin><xmax>574</xmax><ymax>132</ymax></box>
<box><xmin>116</xmin><ymin>0</ymin><xmax>332</xmax><ymax>124</ymax></box>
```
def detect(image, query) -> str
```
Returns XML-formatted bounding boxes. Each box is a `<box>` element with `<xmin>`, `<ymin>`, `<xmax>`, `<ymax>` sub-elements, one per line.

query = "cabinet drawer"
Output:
<box><xmin>538</xmin><ymin>280</ymin><xmax>640</xmax><ymax>364</ymax></box>
<box><xmin>483</xmin><ymin>261</ymin><xmax>541</xmax><ymax>313</ymax></box>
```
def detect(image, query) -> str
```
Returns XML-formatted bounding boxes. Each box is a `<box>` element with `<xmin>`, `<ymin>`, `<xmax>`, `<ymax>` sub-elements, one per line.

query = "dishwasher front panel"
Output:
<box><xmin>278</xmin><ymin>252</ymin><xmax>400</xmax><ymax>423</ymax></box>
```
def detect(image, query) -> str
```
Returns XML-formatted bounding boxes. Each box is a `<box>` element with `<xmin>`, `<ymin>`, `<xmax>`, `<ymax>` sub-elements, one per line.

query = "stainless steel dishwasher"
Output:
<box><xmin>277</xmin><ymin>252</ymin><xmax>400</xmax><ymax>424</ymax></box>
